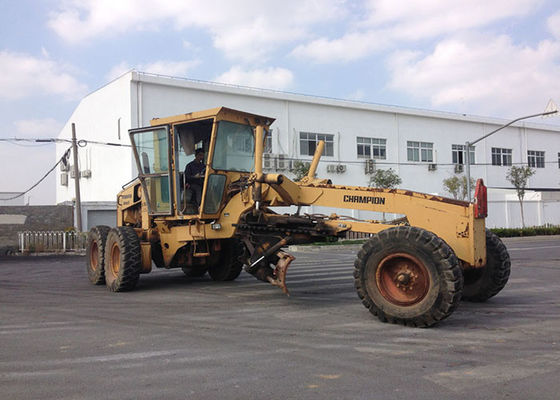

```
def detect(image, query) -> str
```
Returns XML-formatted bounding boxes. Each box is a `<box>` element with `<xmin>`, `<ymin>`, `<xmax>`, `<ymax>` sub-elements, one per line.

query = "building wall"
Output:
<box><xmin>56</xmin><ymin>74</ymin><xmax>135</xmax><ymax>204</ymax></box>
<box><xmin>55</xmin><ymin>72</ymin><xmax>560</xmax><ymax>228</ymax></box>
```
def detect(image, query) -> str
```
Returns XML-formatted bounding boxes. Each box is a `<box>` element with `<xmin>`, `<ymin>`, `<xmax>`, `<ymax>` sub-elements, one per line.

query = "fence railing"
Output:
<box><xmin>17</xmin><ymin>231</ymin><xmax>88</xmax><ymax>253</ymax></box>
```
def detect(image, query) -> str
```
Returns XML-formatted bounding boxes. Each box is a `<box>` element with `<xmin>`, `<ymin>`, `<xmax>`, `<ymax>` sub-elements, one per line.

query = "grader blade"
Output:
<box><xmin>266</xmin><ymin>251</ymin><xmax>295</xmax><ymax>296</ymax></box>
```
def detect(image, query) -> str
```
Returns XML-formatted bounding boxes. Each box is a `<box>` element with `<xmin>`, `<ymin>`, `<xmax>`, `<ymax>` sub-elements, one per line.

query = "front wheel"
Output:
<box><xmin>104</xmin><ymin>226</ymin><xmax>141</xmax><ymax>292</ymax></box>
<box><xmin>86</xmin><ymin>225</ymin><xmax>111</xmax><ymax>285</ymax></box>
<box><xmin>354</xmin><ymin>226</ymin><xmax>463</xmax><ymax>327</ymax></box>
<box><xmin>462</xmin><ymin>230</ymin><xmax>510</xmax><ymax>302</ymax></box>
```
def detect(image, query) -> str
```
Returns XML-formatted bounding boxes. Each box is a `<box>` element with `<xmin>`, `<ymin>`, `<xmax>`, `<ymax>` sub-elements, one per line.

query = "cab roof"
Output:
<box><xmin>150</xmin><ymin>107</ymin><xmax>275</xmax><ymax>127</ymax></box>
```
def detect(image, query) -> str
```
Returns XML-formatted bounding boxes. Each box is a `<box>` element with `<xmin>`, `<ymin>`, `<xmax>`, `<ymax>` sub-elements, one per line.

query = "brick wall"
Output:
<box><xmin>0</xmin><ymin>205</ymin><xmax>74</xmax><ymax>249</ymax></box>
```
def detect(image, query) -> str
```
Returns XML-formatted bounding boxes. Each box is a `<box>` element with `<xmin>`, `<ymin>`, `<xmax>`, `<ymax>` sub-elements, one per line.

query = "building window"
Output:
<box><xmin>407</xmin><ymin>141</ymin><xmax>433</xmax><ymax>162</ymax></box>
<box><xmin>491</xmin><ymin>147</ymin><xmax>512</xmax><ymax>166</ymax></box>
<box><xmin>357</xmin><ymin>137</ymin><xmax>386</xmax><ymax>159</ymax></box>
<box><xmin>300</xmin><ymin>132</ymin><xmax>334</xmax><ymax>156</ymax></box>
<box><xmin>452</xmin><ymin>144</ymin><xmax>475</xmax><ymax>164</ymax></box>
<box><xmin>527</xmin><ymin>150</ymin><xmax>545</xmax><ymax>168</ymax></box>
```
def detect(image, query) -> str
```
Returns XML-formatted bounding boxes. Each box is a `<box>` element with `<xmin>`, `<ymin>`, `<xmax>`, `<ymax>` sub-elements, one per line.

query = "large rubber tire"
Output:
<box><xmin>354</xmin><ymin>226</ymin><xmax>463</xmax><ymax>327</ymax></box>
<box><xmin>462</xmin><ymin>230</ymin><xmax>511</xmax><ymax>302</ymax></box>
<box><xmin>86</xmin><ymin>225</ymin><xmax>111</xmax><ymax>285</ymax></box>
<box><xmin>182</xmin><ymin>266</ymin><xmax>207</xmax><ymax>278</ymax></box>
<box><xmin>208</xmin><ymin>239</ymin><xmax>244</xmax><ymax>281</ymax></box>
<box><xmin>104</xmin><ymin>226</ymin><xmax>142</xmax><ymax>292</ymax></box>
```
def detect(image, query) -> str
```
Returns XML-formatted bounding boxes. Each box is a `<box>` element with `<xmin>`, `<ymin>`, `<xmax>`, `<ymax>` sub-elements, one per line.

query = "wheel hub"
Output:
<box><xmin>110</xmin><ymin>243</ymin><xmax>120</xmax><ymax>277</ymax></box>
<box><xmin>90</xmin><ymin>242</ymin><xmax>98</xmax><ymax>271</ymax></box>
<box><xmin>375</xmin><ymin>253</ymin><xmax>430</xmax><ymax>306</ymax></box>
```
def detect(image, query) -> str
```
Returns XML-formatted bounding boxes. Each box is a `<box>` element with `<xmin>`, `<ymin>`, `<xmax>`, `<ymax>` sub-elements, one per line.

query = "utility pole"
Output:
<box><xmin>71</xmin><ymin>123</ymin><xmax>83</xmax><ymax>232</ymax></box>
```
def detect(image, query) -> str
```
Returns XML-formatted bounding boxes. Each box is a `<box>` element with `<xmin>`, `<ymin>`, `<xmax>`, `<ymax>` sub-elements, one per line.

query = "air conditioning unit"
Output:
<box><xmin>60</xmin><ymin>173</ymin><xmax>68</xmax><ymax>186</ymax></box>
<box><xmin>454</xmin><ymin>164</ymin><xmax>464</xmax><ymax>173</ymax></box>
<box><xmin>336</xmin><ymin>164</ymin><xmax>346</xmax><ymax>173</ymax></box>
<box><xmin>428</xmin><ymin>163</ymin><xmax>437</xmax><ymax>171</ymax></box>
<box><xmin>364</xmin><ymin>159</ymin><xmax>375</xmax><ymax>174</ymax></box>
<box><xmin>326</xmin><ymin>164</ymin><xmax>336</xmax><ymax>173</ymax></box>
<box><xmin>263</xmin><ymin>153</ymin><xmax>273</xmax><ymax>170</ymax></box>
<box><xmin>276</xmin><ymin>154</ymin><xmax>290</xmax><ymax>171</ymax></box>
<box><xmin>81</xmin><ymin>169</ymin><xmax>92</xmax><ymax>178</ymax></box>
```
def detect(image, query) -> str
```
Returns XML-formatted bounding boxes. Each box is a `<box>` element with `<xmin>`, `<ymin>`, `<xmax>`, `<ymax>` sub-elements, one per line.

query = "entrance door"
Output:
<box><xmin>129</xmin><ymin>126</ymin><xmax>172</xmax><ymax>216</ymax></box>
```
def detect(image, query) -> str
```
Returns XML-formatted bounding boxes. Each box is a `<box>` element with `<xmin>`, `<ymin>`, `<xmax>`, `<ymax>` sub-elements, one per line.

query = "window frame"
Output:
<box><xmin>357</xmin><ymin>136</ymin><xmax>387</xmax><ymax>160</ymax></box>
<box><xmin>452</xmin><ymin>144</ymin><xmax>475</xmax><ymax>165</ymax></box>
<box><xmin>129</xmin><ymin>125</ymin><xmax>173</xmax><ymax>216</ymax></box>
<box><xmin>491</xmin><ymin>147</ymin><xmax>513</xmax><ymax>166</ymax></box>
<box><xmin>299</xmin><ymin>131</ymin><xmax>334</xmax><ymax>157</ymax></box>
<box><xmin>407</xmin><ymin>141</ymin><xmax>433</xmax><ymax>162</ymax></box>
<box><xmin>527</xmin><ymin>150</ymin><xmax>545</xmax><ymax>168</ymax></box>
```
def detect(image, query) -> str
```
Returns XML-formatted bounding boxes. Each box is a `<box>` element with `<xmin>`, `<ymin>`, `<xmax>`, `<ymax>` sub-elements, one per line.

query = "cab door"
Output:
<box><xmin>129</xmin><ymin>125</ymin><xmax>173</xmax><ymax>216</ymax></box>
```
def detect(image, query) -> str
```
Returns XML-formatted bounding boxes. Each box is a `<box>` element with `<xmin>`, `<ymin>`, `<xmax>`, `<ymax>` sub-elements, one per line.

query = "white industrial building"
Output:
<box><xmin>56</xmin><ymin>71</ymin><xmax>560</xmax><ymax>229</ymax></box>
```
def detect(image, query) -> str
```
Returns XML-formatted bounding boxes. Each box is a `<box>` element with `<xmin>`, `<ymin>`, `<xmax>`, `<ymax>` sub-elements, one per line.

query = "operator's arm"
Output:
<box><xmin>185</xmin><ymin>162</ymin><xmax>204</xmax><ymax>185</ymax></box>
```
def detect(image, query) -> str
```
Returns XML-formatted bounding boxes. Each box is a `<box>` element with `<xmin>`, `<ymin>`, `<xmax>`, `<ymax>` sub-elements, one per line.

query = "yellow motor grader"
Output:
<box><xmin>86</xmin><ymin>107</ymin><xmax>510</xmax><ymax>327</ymax></box>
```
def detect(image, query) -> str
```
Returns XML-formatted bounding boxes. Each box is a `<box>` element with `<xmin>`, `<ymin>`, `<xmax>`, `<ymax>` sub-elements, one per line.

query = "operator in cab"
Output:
<box><xmin>184</xmin><ymin>148</ymin><xmax>206</xmax><ymax>209</ymax></box>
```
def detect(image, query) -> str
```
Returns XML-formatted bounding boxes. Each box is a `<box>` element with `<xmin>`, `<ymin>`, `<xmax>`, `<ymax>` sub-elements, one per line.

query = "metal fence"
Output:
<box><xmin>17</xmin><ymin>231</ymin><xmax>87</xmax><ymax>253</ymax></box>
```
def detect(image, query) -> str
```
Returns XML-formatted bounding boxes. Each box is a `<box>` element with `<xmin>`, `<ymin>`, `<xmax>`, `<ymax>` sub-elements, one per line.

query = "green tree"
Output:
<box><xmin>369</xmin><ymin>168</ymin><xmax>402</xmax><ymax>221</ymax></box>
<box><xmin>443</xmin><ymin>175</ymin><xmax>475</xmax><ymax>200</ymax></box>
<box><xmin>292</xmin><ymin>160</ymin><xmax>311</xmax><ymax>182</ymax></box>
<box><xmin>506</xmin><ymin>165</ymin><xmax>535</xmax><ymax>228</ymax></box>
<box><xmin>368</xmin><ymin>168</ymin><xmax>402</xmax><ymax>189</ymax></box>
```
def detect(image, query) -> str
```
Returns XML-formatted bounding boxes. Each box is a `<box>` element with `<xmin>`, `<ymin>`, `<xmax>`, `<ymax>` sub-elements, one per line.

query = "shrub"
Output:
<box><xmin>490</xmin><ymin>225</ymin><xmax>560</xmax><ymax>237</ymax></box>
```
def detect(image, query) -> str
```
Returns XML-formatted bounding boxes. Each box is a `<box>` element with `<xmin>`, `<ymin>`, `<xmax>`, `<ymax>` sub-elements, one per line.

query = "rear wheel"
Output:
<box><xmin>86</xmin><ymin>225</ymin><xmax>110</xmax><ymax>285</ymax></box>
<box><xmin>462</xmin><ymin>230</ymin><xmax>510</xmax><ymax>302</ymax></box>
<box><xmin>104</xmin><ymin>226</ymin><xmax>141</xmax><ymax>292</ymax></box>
<box><xmin>354</xmin><ymin>226</ymin><xmax>463</xmax><ymax>327</ymax></box>
<box><xmin>208</xmin><ymin>239</ymin><xmax>244</xmax><ymax>281</ymax></box>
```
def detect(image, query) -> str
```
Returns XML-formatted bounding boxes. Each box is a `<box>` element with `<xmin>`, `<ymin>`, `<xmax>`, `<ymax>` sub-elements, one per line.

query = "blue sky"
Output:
<box><xmin>1</xmin><ymin>0</ymin><xmax>560</xmax><ymax>204</ymax></box>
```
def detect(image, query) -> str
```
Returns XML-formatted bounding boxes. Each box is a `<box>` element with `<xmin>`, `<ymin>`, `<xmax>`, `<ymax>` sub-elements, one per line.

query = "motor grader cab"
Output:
<box><xmin>86</xmin><ymin>107</ymin><xmax>510</xmax><ymax>328</ymax></box>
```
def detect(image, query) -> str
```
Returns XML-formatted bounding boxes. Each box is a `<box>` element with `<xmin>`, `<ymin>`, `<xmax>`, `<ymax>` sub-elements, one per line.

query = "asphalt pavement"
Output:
<box><xmin>1</xmin><ymin>236</ymin><xmax>559</xmax><ymax>400</ymax></box>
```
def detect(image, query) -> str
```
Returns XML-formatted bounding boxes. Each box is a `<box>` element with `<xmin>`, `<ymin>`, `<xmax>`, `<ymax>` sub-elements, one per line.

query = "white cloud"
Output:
<box><xmin>13</xmin><ymin>118</ymin><xmax>64</xmax><ymax>139</ymax></box>
<box><xmin>106</xmin><ymin>59</ymin><xmax>200</xmax><ymax>81</ymax></box>
<box><xmin>105</xmin><ymin>62</ymin><xmax>132</xmax><ymax>82</ymax></box>
<box><xmin>0</xmin><ymin>51</ymin><xmax>87</xmax><ymax>100</ymax></box>
<box><xmin>295</xmin><ymin>0</ymin><xmax>540</xmax><ymax>63</ymax></box>
<box><xmin>363</xmin><ymin>0</ymin><xmax>536</xmax><ymax>37</ymax></box>
<box><xmin>548</xmin><ymin>10</ymin><xmax>560</xmax><ymax>39</ymax></box>
<box><xmin>387</xmin><ymin>34</ymin><xmax>560</xmax><ymax>116</ymax></box>
<box><xmin>292</xmin><ymin>31</ymin><xmax>387</xmax><ymax>63</ymax></box>
<box><xmin>48</xmin><ymin>0</ymin><xmax>343</xmax><ymax>61</ymax></box>
<box><xmin>215</xmin><ymin>66</ymin><xmax>294</xmax><ymax>90</ymax></box>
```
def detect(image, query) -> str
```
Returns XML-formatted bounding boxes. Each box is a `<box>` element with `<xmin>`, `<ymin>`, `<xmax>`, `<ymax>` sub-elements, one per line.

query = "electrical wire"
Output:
<box><xmin>0</xmin><ymin>146</ymin><xmax>72</xmax><ymax>201</ymax></box>
<box><xmin>0</xmin><ymin>137</ymin><xmax>131</xmax><ymax>147</ymax></box>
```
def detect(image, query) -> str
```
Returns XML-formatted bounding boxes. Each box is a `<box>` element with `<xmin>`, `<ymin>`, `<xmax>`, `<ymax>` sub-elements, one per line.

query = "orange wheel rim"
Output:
<box><xmin>110</xmin><ymin>242</ymin><xmax>120</xmax><ymax>277</ymax></box>
<box><xmin>375</xmin><ymin>253</ymin><xmax>430</xmax><ymax>306</ymax></box>
<box><xmin>90</xmin><ymin>242</ymin><xmax>98</xmax><ymax>271</ymax></box>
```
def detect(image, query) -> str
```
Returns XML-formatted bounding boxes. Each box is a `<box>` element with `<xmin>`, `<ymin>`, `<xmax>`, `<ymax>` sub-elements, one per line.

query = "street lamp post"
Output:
<box><xmin>465</xmin><ymin>105</ymin><xmax>558</xmax><ymax>202</ymax></box>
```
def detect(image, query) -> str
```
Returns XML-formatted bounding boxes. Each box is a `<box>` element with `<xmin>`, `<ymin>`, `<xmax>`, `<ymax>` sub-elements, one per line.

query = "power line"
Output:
<box><xmin>0</xmin><ymin>137</ymin><xmax>131</xmax><ymax>147</ymax></box>
<box><xmin>0</xmin><ymin>146</ymin><xmax>72</xmax><ymax>201</ymax></box>
<box><xmin>1</xmin><ymin>138</ymin><xmax>557</xmax><ymax>172</ymax></box>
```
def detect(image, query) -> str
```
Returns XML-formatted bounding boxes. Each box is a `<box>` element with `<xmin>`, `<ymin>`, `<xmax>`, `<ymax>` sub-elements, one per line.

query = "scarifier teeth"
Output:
<box><xmin>266</xmin><ymin>251</ymin><xmax>295</xmax><ymax>296</ymax></box>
